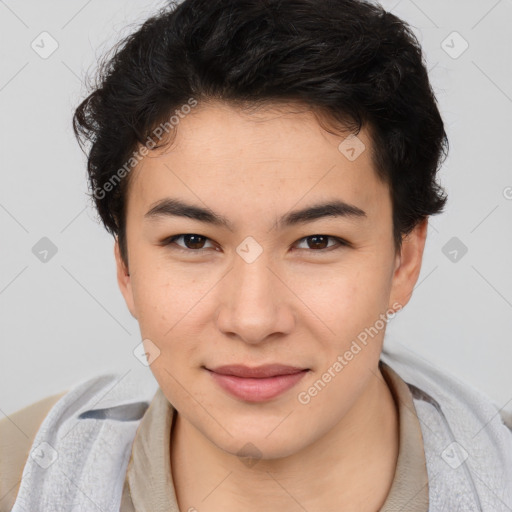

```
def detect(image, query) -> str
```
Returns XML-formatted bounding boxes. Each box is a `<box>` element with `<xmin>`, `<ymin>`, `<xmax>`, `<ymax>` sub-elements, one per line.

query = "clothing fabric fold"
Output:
<box><xmin>380</xmin><ymin>342</ymin><xmax>512</xmax><ymax>511</ymax></box>
<box><xmin>10</xmin><ymin>342</ymin><xmax>512</xmax><ymax>511</ymax></box>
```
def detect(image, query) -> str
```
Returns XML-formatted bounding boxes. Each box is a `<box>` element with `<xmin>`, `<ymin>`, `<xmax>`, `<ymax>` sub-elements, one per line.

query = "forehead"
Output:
<box><xmin>126</xmin><ymin>101</ymin><xmax>390</xmax><ymax>225</ymax></box>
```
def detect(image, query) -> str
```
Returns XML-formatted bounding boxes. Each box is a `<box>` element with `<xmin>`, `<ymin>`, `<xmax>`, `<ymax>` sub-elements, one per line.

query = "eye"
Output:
<box><xmin>160</xmin><ymin>234</ymin><xmax>350</xmax><ymax>254</ymax></box>
<box><xmin>293</xmin><ymin>235</ymin><xmax>349</xmax><ymax>252</ymax></box>
<box><xmin>162</xmin><ymin>234</ymin><xmax>217</xmax><ymax>252</ymax></box>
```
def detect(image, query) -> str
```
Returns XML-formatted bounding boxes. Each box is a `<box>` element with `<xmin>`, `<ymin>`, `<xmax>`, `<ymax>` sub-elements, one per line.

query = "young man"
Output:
<box><xmin>2</xmin><ymin>0</ymin><xmax>512</xmax><ymax>511</ymax></box>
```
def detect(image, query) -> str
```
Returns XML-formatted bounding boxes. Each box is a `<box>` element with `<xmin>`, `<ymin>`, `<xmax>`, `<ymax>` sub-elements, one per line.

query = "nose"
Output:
<box><xmin>215</xmin><ymin>250</ymin><xmax>295</xmax><ymax>345</ymax></box>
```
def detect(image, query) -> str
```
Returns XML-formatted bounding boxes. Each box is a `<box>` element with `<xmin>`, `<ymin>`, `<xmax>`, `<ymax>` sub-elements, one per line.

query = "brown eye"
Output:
<box><xmin>163</xmin><ymin>234</ymin><xmax>216</xmax><ymax>251</ymax></box>
<box><xmin>181</xmin><ymin>234</ymin><xmax>207</xmax><ymax>249</ymax></box>
<box><xmin>294</xmin><ymin>235</ymin><xmax>348</xmax><ymax>252</ymax></box>
<box><xmin>306</xmin><ymin>235</ymin><xmax>329</xmax><ymax>250</ymax></box>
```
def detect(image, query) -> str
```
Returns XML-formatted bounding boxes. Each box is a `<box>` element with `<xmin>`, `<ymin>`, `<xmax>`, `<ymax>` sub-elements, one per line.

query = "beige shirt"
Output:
<box><xmin>1</xmin><ymin>361</ymin><xmax>428</xmax><ymax>511</ymax></box>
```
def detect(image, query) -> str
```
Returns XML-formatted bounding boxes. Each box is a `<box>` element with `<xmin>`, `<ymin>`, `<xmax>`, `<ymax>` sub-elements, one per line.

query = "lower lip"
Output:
<box><xmin>207</xmin><ymin>369</ymin><xmax>309</xmax><ymax>402</ymax></box>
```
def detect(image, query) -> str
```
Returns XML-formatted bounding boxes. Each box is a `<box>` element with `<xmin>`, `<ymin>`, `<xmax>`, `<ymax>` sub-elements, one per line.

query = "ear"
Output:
<box><xmin>388</xmin><ymin>218</ymin><xmax>428</xmax><ymax>311</ymax></box>
<box><xmin>114</xmin><ymin>238</ymin><xmax>137</xmax><ymax>319</ymax></box>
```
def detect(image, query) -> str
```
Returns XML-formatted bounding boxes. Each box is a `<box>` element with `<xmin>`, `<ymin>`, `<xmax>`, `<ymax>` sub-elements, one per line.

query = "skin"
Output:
<box><xmin>115</xmin><ymin>101</ymin><xmax>428</xmax><ymax>512</ymax></box>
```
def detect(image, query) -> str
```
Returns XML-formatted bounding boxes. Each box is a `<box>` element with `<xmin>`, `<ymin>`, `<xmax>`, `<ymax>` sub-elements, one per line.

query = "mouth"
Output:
<box><xmin>203</xmin><ymin>364</ymin><xmax>310</xmax><ymax>402</ymax></box>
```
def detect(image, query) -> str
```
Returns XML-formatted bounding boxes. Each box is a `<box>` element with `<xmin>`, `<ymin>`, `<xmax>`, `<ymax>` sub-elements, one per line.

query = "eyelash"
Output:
<box><xmin>160</xmin><ymin>234</ymin><xmax>350</xmax><ymax>254</ymax></box>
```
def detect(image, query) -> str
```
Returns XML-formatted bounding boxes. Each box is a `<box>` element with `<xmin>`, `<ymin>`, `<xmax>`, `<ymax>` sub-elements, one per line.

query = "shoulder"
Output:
<box><xmin>0</xmin><ymin>373</ymin><xmax>134</xmax><ymax>511</ymax></box>
<box><xmin>6</xmin><ymin>373</ymin><xmax>158</xmax><ymax>512</ymax></box>
<box><xmin>381</xmin><ymin>342</ymin><xmax>512</xmax><ymax>504</ymax></box>
<box><xmin>0</xmin><ymin>391</ymin><xmax>68</xmax><ymax>511</ymax></box>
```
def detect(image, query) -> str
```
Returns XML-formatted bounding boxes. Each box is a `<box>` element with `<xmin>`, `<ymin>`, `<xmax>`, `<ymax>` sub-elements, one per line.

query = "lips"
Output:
<box><xmin>207</xmin><ymin>364</ymin><xmax>307</xmax><ymax>379</ymax></box>
<box><xmin>204</xmin><ymin>364</ymin><xmax>310</xmax><ymax>402</ymax></box>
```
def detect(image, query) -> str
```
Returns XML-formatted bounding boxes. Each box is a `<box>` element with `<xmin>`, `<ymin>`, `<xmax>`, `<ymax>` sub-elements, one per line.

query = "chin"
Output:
<box><xmin>209</xmin><ymin>424</ymin><xmax>309</xmax><ymax>463</ymax></box>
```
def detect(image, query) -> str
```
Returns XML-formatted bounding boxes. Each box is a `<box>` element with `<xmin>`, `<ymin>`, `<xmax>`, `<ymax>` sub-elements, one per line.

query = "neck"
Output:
<box><xmin>170</xmin><ymin>365</ymin><xmax>399</xmax><ymax>512</ymax></box>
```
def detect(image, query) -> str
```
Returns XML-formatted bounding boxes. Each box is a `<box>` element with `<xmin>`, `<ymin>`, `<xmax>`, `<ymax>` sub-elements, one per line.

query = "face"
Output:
<box><xmin>115</xmin><ymin>101</ymin><xmax>426</xmax><ymax>459</ymax></box>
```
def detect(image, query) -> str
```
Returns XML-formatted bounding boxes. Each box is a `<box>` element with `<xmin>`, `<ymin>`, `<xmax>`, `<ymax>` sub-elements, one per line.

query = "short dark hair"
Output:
<box><xmin>73</xmin><ymin>0</ymin><xmax>448</xmax><ymax>267</ymax></box>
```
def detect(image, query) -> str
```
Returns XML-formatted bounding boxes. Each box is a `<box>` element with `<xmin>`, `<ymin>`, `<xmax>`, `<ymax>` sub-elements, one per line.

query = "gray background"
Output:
<box><xmin>1</xmin><ymin>0</ymin><xmax>511</xmax><ymax>416</ymax></box>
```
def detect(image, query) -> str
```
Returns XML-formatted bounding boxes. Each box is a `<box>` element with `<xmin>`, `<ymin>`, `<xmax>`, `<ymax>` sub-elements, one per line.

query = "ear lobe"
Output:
<box><xmin>388</xmin><ymin>218</ymin><xmax>428</xmax><ymax>310</ymax></box>
<box><xmin>114</xmin><ymin>239</ymin><xmax>137</xmax><ymax>319</ymax></box>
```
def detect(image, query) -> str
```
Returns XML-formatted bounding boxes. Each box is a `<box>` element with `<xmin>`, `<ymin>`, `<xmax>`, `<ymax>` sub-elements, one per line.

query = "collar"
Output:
<box><xmin>121</xmin><ymin>360</ymin><xmax>428</xmax><ymax>511</ymax></box>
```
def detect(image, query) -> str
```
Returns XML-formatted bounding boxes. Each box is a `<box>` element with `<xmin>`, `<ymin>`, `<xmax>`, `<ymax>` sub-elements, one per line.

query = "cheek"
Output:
<box><xmin>131</xmin><ymin>268</ymin><xmax>201</xmax><ymax>386</ymax></box>
<box><xmin>129</xmin><ymin>259</ymin><xmax>214</xmax><ymax>358</ymax></box>
<box><xmin>129</xmin><ymin>264</ymin><xmax>183</xmax><ymax>337</ymax></box>
<box><xmin>289</xmin><ymin>261</ymin><xmax>392</xmax><ymax>337</ymax></box>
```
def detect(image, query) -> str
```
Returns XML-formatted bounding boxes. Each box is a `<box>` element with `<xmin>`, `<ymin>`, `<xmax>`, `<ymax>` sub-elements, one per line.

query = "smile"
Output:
<box><xmin>205</xmin><ymin>368</ymin><xmax>309</xmax><ymax>402</ymax></box>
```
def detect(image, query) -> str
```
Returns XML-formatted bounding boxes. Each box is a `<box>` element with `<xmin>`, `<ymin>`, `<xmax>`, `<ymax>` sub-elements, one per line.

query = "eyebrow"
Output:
<box><xmin>144</xmin><ymin>197</ymin><xmax>366</xmax><ymax>231</ymax></box>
